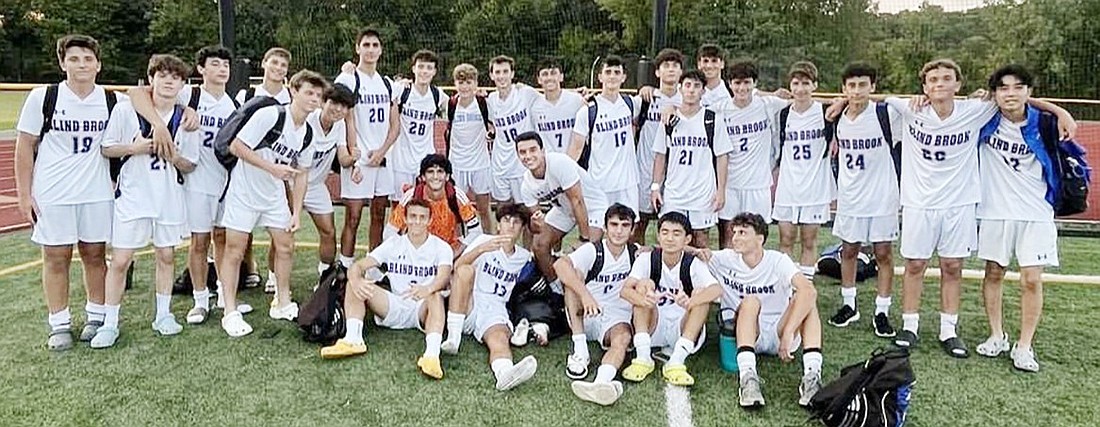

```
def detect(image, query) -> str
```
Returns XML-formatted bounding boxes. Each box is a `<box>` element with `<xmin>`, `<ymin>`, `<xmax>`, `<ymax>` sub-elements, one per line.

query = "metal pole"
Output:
<box><xmin>219</xmin><ymin>0</ymin><xmax>246</xmax><ymax>95</ymax></box>
<box><xmin>651</xmin><ymin>0</ymin><xmax>668</xmax><ymax>55</ymax></box>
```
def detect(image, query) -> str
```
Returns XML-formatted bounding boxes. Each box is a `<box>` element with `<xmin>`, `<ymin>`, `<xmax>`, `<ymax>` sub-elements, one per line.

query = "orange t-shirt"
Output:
<box><xmin>390</xmin><ymin>184</ymin><xmax>478</xmax><ymax>250</ymax></box>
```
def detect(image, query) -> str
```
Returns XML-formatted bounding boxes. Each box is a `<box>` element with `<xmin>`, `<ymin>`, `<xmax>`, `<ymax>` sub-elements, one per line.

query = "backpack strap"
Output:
<box><xmin>432</xmin><ymin>86</ymin><xmax>443</xmax><ymax>117</ymax></box>
<box><xmin>257</xmin><ymin>105</ymin><xmax>287</xmax><ymax>151</ymax></box>
<box><xmin>821</xmin><ymin>103</ymin><xmax>836</xmax><ymax>152</ymax></box>
<box><xmin>382</xmin><ymin>76</ymin><xmax>393</xmax><ymax>103</ymax></box>
<box><xmin>680</xmin><ymin>253</ymin><xmax>695</xmax><ymax>296</ymax></box>
<box><xmin>723</xmin><ymin>80</ymin><xmax>735</xmax><ymax>99</ymax></box>
<box><xmin>579</xmin><ymin>99</ymin><xmax>599</xmax><ymax>169</ymax></box>
<box><xmin>704</xmin><ymin>109</ymin><xmax>719</xmax><ymax>186</ymax></box>
<box><xmin>445</xmin><ymin>182</ymin><xmax>463</xmax><ymax>228</ymax></box>
<box><xmin>353</xmin><ymin>71</ymin><xmax>362</xmax><ymax>95</ymax></box>
<box><xmin>777</xmin><ymin>105</ymin><xmax>792</xmax><ymax>167</ymax></box>
<box><xmin>627</xmin><ymin>243</ymin><xmax>638</xmax><ymax>265</ymax></box>
<box><xmin>445</xmin><ymin>94</ymin><xmax>460</xmax><ymax>156</ymax></box>
<box><xmin>39</xmin><ymin>84</ymin><xmax>60</xmax><ymax>137</ymax></box>
<box><xmin>649</xmin><ymin>248</ymin><xmax>663</xmax><ymax>285</ymax></box>
<box><xmin>397</xmin><ymin>85</ymin><xmax>413</xmax><ymax>114</ymax></box>
<box><xmin>875</xmin><ymin>102</ymin><xmax>902</xmax><ymax>184</ymax></box>
<box><xmin>584</xmin><ymin>242</ymin><xmax>605</xmax><ymax>285</ymax></box>
<box><xmin>105</xmin><ymin>89</ymin><xmax>118</xmax><ymax>115</ymax></box>
<box><xmin>476</xmin><ymin>95</ymin><xmax>492</xmax><ymax>132</ymax></box>
<box><xmin>636</xmin><ymin>97</ymin><xmax>651</xmax><ymax>141</ymax></box>
<box><xmin>188</xmin><ymin>86</ymin><xmax>202</xmax><ymax>112</ymax></box>
<box><xmin>244</xmin><ymin>87</ymin><xmax>256</xmax><ymax>103</ymax></box>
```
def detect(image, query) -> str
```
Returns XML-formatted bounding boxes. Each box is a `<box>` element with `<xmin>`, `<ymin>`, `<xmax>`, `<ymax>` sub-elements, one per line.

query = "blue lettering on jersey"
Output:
<box><xmin>494</xmin><ymin>110</ymin><xmax>528</xmax><ymax>128</ymax></box>
<box><xmin>726</xmin><ymin>118</ymin><xmax>770</xmax><ymax>137</ymax></box>
<box><xmin>385</xmin><ymin>262</ymin><xmax>438</xmax><ymax>277</ymax></box>
<box><xmin>594</xmin><ymin>115</ymin><xmax>632</xmax><ymax>133</ymax></box>
<box><xmin>54</xmin><ymin>119</ymin><xmax>107</xmax><ymax>133</ymax></box>
<box><xmin>481</xmin><ymin>262</ymin><xmax>519</xmax><ymax>283</ymax></box>
<box><xmin>837</xmin><ymin>137</ymin><xmax>884</xmax><ymax>150</ymax></box>
<box><xmin>200</xmin><ymin>115</ymin><xmax>227</xmax><ymax>128</ymax></box>
<box><xmin>785</xmin><ymin>128</ymin><xmax>824</xmax><ymax>142</ymax></box>
<box><xmin>537</xmin><ymin>118</ymin><xmax>575</xmax><ymax>132</ymax></box>
<box><xmin>987</xmin><ymin>136</ymin><xmax>1032</xmax><ymax>155</ymax></box>
<box><xmin>670</xmin><ymin>136</ymin><xmax>709</xmax><ymax>148</ymax></box>
<box><xmin>401</xmin><ymin>107</ymin><xmax>435</xmax><ymax>122</ymax></box>
<box><xmin>721</xmin><ymin>277</ymin><xmax>777</xmax><ymax>296</ymax></box>
<box><xmin>908</xmin><ymin>125</ymin><xmax>972</xmax><ymax>147</ymax></box>
<box><xmin>358</xmin><ymin>93</ymin><xmax>390</xmax><ymax>105</ymax></box>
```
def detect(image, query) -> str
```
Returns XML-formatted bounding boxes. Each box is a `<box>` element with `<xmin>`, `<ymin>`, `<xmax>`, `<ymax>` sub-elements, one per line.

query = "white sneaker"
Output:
<box><xmin>495</xmin><ymin>355</ymin><xmax>538</xmax><ymax>391</ymax></box>
<box><xmin>565</xmin><ymin>353</ymin><xmax>590</xmax><ymax>380</ymax></box>
<box><xmin>531</xmin><ymin>322</ymin><xmax>550</xmax><ymax>346</ymax></box>
<box><xmin>441</xmin><ymin>339</ymin><xmax>460</xmax><ymax>355</ymax></box>
<box><xmin>976</xmin><ymin>332</ymin><xmax>1010</xmax><ymax>357</ymax></box>
<box><xmin>798</xmin><ymin>372</ymin><xmax>822</xmax><ymax>406</ymax></box>
<box><xmin>1011</xmin><ymin>344</ymin><xmax>1040</xmax><ymax>372</ymax></box>
<box><xmin>571</xmin><ymin>380</ymin><xmax>622</xmax><ymax>406</ymax></box>
<box><xmin>510</xmin><ymin>318</ymin><xmax>530</xmax><ymax>346</ymax></box>
<box><xmin>264</xmin><ymin>271</ymin><xmax>277</xmax><ymax>294</ymax></box>
<box><xmin>216</xmin><ymin>288</ymin><xmax>253</xmax><ymax>314</ymax></box>
<box><xmin>221</xmin><ymin>311</ymin><xmax>253</xmax><ymax>337</ymax></box>
<box><xmin>269</xmin><ymin>301</ymin><xmax>299</xmax><ymax>321</ymax></box>
<box><xmin>152</xmin><ymin>315</ymin><xmax>183</xmax><ymax>336</ymax></box>
<box><xmin>185</xmin><ymin>306</ymin><xmax>208</xmax><ymax>325</ymax></box>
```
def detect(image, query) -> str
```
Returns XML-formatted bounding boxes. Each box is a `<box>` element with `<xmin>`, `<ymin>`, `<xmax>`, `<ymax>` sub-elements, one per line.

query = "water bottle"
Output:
<box><xmin>717</xmin><ymin>309</ymin><xmax>738</xmax><ymax>373</ymax></box>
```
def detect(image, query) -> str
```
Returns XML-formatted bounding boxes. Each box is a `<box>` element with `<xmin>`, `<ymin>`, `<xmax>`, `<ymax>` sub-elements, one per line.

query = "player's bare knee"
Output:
<box><xmin>1020</xmin><ymin>268</ymin><xmax>1043</xmax><ymax>294</ymax></box>
<box><xmin>904</xmin><ymin>259</ymin><xmax>928</xmax><ymax>274</ymax></box>
<box><xmin>840</xmin><ymin>242</ymin><xmax>860</xmax><ymax>260</ymax></box>
<box><xmin>154</xmin><ymin>248</ymin><xmax>174</xmax><ymax>267</ymax></box>
<box><xmin>77</xmin><ymin>242</ymin><xmax>106</xmax><ymax>260</ymax></box>
<box><xmin>608</xmin><ymin>328</ymin><xmax>632</xmax><ymax>349</ymax></box>
<box><xmin>940</xmin><ymin>258</ymin><xmax>963</xmax><ymax>275</ymax></box>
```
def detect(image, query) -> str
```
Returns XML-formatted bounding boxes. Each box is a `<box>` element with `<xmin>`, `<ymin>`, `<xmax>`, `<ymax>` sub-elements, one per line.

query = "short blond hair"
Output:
<box><xmin>452</xmin><ymin>63</ymin><xmax>478</xmax><ymax>82</ymax></box>
<box><xmin>920</xmin><ymin>58</ymin><xmax>963</xmax><ymax>83</ymax></box>
<box><xmin>263</xmin><ymin>47</ymin><xmax>291</xmax><ymax>63</ymax></box>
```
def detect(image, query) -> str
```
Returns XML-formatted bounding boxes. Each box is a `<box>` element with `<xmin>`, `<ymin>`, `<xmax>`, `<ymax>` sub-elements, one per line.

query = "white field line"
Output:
<box><xmin>664</xmin><ymin>383</ymin><xmax>695</xmax><ymax>427</ymax></box>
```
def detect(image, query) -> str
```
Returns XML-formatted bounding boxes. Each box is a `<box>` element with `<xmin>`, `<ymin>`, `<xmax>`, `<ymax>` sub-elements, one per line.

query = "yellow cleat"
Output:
<box><xmin>621</xmin><ymin>359</ymin><xmax>656</xmax><ymax>383</ymax></box>
<box><xmin>662</xmin><ymin>364</ymin><xmax>695</xmax><ymax>387</ymax></box>
<box><xmin>320</xmin><ymin>339</ymin><xmax>367</xmax><ymax>360</ymax></box>
<box><xmin>417</xmin><ymin>356</ymin><xmax>444</xmax><ymax>380</ymax></box>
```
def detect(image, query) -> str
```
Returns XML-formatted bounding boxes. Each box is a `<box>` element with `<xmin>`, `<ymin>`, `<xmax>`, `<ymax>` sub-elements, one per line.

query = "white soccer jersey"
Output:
<box><xmin>180</xmin><ymin>85</ymin><xmax>237</xmax><ymax>197</ymax></box>
<box><xmin>533</xmin><ymin>91</ymin><xmax>585</xmax><ymax>153</ymax></box>
<box><xmin>628</xmin><ymin>251</ymin><xmax>717</xmax><ymax>316</ymax></box>
<box><xmin>652</xmin><ymin>108</ymin><xmax>734</xmax><ymax>212</ymax></box>
<box><xmin>335</xmin><ymin>70</ymin><xmax>394</xmax><ymax>164</ymax></box>
<box><xmin>634</xmin><ymin>90</ymin><xmax>682</xmax><ymax>189</ymax></box>
<box><xmin>368</xmin><ymin>233</ymin><xmax>453</xmax><ymax>296</ymax></box>
<box><xmin>702</xmin><ymin>83</ymin><xmax>732</xmax><ymax>108</ymax></box>
<box><xmin>707</xmin><ymin>249</ymin><xmax>799</xmax><ymax>317</ymax></box>
<box><xmin>774</xmin><ymin>102</ymin><xmax>835</xmax><ymax>207</ymax></box>
<box><xmin>392</xmin><ymin>85</ymin><xmax>446</xmax><ymax>174</ymax></box>
<box><xmin>447</xmin><ymin>97</ymin><xmax>491</xmax><ymax>172</ymax></box>
<box><xmin>521</xmin><ymin>153</ymin><xmax>609</xmax><ymax>213</ymax></box>
<box><xmin>464</xmin><ymin>234</ymin><xmax>533</xmax><ymax>305</ymax></box>
<box><xmin>715</xmin><ymin>95</ymin><xmax>788</xmax><ymax>190</ymax></box>
<box><xmin>568</xmin><ymin>241</ymin><xmax>634</xmax><ymax>312</ymax></box>
<box><xmin>488</xmin><ymin>83</ymin><xmax>541</xmax><ymax>179</ymax></box>
<box><xmin>16</xmin><ymin>83</ymin><xmax>121</xmax><ymax>206</ymax></box>
<box><xmin>571</xmin><ymin>94</ymin><xmax>641</xmax><ymax>192</ymax></box>
<box><xmin>101</xmin><ymin>103</ymin><xmax>200</xmax><ymax>224</ymax></box>
<box><xmin>977</xmin><ymin>113</ymin><xmax>1052</xmax><ymax>221</ymax></box>
<box><xmin>305</xmin><ymin>109</ymin><xmax>344</xmax><ymax>188</ymax></box>
<box><xmin>234</xmin><ymin>85</ymin><xmax>291</xmax><ymax>105</ymax></box>
<box><xmin>835</xmin><ymin>104</ymin><xmax>902</xmax><ymax>217</ymax></box>
<box><xmin>224</xmin><ymin>106</ymin><xmax>315</xmax><ymax>210</ymax></box>
<box><xmin>884</xmin><ymin>98</ymin><xmax>998</xmax><ymax>209</ymax></box>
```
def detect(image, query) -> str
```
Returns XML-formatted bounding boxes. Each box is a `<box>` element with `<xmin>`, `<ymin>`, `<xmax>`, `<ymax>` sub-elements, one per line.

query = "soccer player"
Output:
<box><xmin>441</xmin><ymin>205</ymin><xmax>539</xmax><ymax>391</ymax></box>
<box><xmin>446</xmin><ymin>63</ymin><xmax>495</xmax><ymax>233</ymax></box>
<box><xmin>533</xmin><ymin>59</ymin><xmax>585</xmax><ymax>154</ymax></box>
<box><xmin>632</xmin><ymin>48</ymin><xmax>683</xmax><ymax>244</ymax></box>
<box><xmin>16</xmin><ymin>34</ymin><xmax>120</xmax><ymax>350</ymax></box>
<box><xmin>321</xmin><ymin>198</ymin><xmax>454</xmax><ymax>379</ymax></box>
<box><xmin>374</xmin><ymin>49</ymin><xmax>447</xmax><ymax>200</ymax></box>
<box><xmin>235</xmin><ymin>47</ymin><xmax>292</xmax><ymax>105</ymax></box>
<box><xmin>335</xmin><ymin>28</ymin><xmax>395</xmax><ymax>259</ymax></box>
<box><xmin>697</xmin><ymin>44</ymin><xmax>731</xmax><ymax>108</ymax></box>
<box><xmin>696</xmin><ymin>212</ymin><xmax>823</xmax><ymax>407</ymax></box>
<box><xmin>517</xmin><ymin>132</ymin><xmax>609</xmax><ymax>282</ymax></box>
<box><xmin>302</xmin><ymin>84</ymin><xmax>357</xmax><ymax>277</ymax></box>
<box><xmin>773</xmin><ymin>61</ymin><xmax>834</xmax><ymax>281</ymax></box>
<box><xmin>619</xmin><ymin>212</ymin><xmax>722</xmax><ymax>386</ymax></box>
<box><xmin>388</xmin><ymin>155</ymin><xmax>483</xmax><ymax>254</ymax></box>
<box><xmin>827</xmin><ymin>62</ymin><xmax>900</xmax><ymax>337</ymax></box>
<box><xmin>487</xmin><ymin>55</ymin><xmax>540</xmax><ymax>208</ymax></box>
<box><xmin>714</xmin><ymin>61</ymin><xmax>789</xmax><ymax>248</ymax></box>
<box><xmin>92</xmin><ymin>54</ymin><xmax>200</xmax><ymax>348</ymax></box>
<box><xmin>217</xmin><ymin>70</ymin><xmax>326</xmax><ymax>337</ymax></box>
<box><xmin>650</xmin><ymin>70</ymin><xmax>732</xmax><ymax>249</ymax></box>
<box><xmin>974</xmin><ymin>65</ymin><xmax>1060</xmax><ymax>372</ymax></box>
<box><xmin>554</xmin><ymin>203</ymin><xmax>638</xmax><ymax>406</ymax></box>
<box><xmin>568</xmin><ymin>55</ymin><xmax>640</xmax><ymax>212</ymax></box>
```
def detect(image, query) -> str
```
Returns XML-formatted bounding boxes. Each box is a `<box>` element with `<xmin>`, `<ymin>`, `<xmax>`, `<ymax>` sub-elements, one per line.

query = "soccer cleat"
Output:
<box><xmin>79</xmin><ymin>320</ymin><xmax>103</xmax><ymax>342</ymax></box>
<box><xmin>828</xmin><ymin>305</ymin><xmax>860</xmax><ymax>328</ymax></box>
<box><xmin>571</xmin><ymin>380</ymin><xmax>623</xmax><ymax>406</ymax></box>
<box><xmin>47</xmin><ymin>328</ymin><xmax>73</xmax><ymax>351</ymax></box>
<box><xmin>565</xmin><ymin>353</ymin><xmax>590</xmax><ymax>380</ymax></box>
<box><xmin>798</xmin><ymin>372</ymin><xmax>823</xmax><ymax>406</ymax></box>
<box><xmin>873</xmin><ymin>313</ymin><xmax>896</xmax><ymax>338</ymax></box>
<box><xmin>622</xmin><ymin>359</ymin><xmax>656</xmax><ymax>383</ymax></box>
<box><xmin>510</xmin><ymin>319</ymin><xmax>530</xmax><ymax>346</ymax></box>
<box><xmin>940</xmin><ymin>336</ymin><xmax>970</xmax><ymax>358</ymax></box>
<box><xmin>264</xmin><ymin>272</ymin><xmax>277</xmax><ymax>294</ymax></box>
<box><xmin>90</xmin><ymin>326</ymin><xmax>121</xmax><ymax>349</ymax></box>
<box><xmin>186</xmin><ymin>306</ymin><xmax>208</xmax><ymax>325</ymax></box>
<box><xmin>320</xmin><ymin>339</ymin><xmax>367</xmax><ymax>359</ymax></box>
<box><xmin>1010</xmin><ymin>344</ymin><xmax>1039</xmax><ymax>373</ymax></box>
<box><xmin>243</xmin><ymin>273</ymin><xmax>262</xmax><ymax>289</ymax></box>
<box><xmin>976</xmin><ymin>332</ymin><xmax>1010</xmax><ymax>357</ymax></box>
<box><xmin>268</xmin><ymin>302</ymin><xmax>299</xmax><ymax>321</ymax></box>
<box><xmin>739</xmin><ymin>371</ymin><xmax>766</xmax><ymax>407</ymax></box>
<box><xmin>417</xmin><ymin>356</ymin><xmax>444</xmax><ymax>379</ymax></box>
<box><xmin>152</xmin><ymin>315</ymin><xmax>184</xmax><ymax>336</ymax></box>
<box><xmin>221</xmin><ymin>311</ymin><xmax>253</xmax><ymax>337</ymax></box>
<box><xmin>662</xmin><ymin>364</ymin><xmax>695</xmax><ymax>387</ymax></box>
<box><xmin>495</xmin><ymin>355</ymin><xmax>538</xmax><ymax>391</ymax></box>
<box><xmin>894</xmin><ymin>329</ymin><xmax>919</xmax><ymax>348</ymax></box>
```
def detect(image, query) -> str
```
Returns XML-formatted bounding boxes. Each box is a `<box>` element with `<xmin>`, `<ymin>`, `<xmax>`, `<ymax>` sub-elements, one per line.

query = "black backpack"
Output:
<box><xmin>579</xmin><ymin>94</ymin><xmax>635</xmax><ymax>169</ymax></box>
<box><xmin>444</xmin><ymin>94</ymin><xmax>492</xmax><ymax>156</ymax></box>
<box><xmin>648</xmin><ymin>248</ymin><xmax>696</xmax><ymax>296</ymax></box>
<box><xmin>508</xmin><ymin>260</ymin><xmax>568</xmax><ymax>341</ymax></box>
<box><xmin>214</xmin><ymin>97</ymin><xmax>294</xmax><ymax>171</ymax></box>
<box><xmin>815</xmin><ymin>243</ymin><xmax>878</xmax><ymax>283</ymax></box>
<box><xmin>1038</xmin><ymin>111</ymin><xmax>1092</xmax><ymax>217</ymax></box>
<box><xmin>172</xmin><ymin>260</ymin><xmax>255</xmax><ymax>295</ymax></box>
<box><xmin>584</xmin><ymin>242</ymin><xmax>639</xmax><ymax>284</ymax></box>
<box><xmin>298</xmin><ymin>264</ymin><xmax>349</xmax><ymax>344</ymax></box>
<box><xmin>808</xmin><ymin>348</ymin><xmax>915</xmax><ymax>427</ymax></box>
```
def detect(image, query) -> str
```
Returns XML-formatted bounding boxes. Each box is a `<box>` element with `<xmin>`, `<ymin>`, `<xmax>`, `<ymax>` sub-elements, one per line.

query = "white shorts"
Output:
<box><xmin>660</xmin><ymin>206</ymin><xmax>718</xmax><ymax>231</ymax></box>
<box><xmin>545</xmin><ymin>205</ymin><xmax>606</xmax><ymax>234</ymax></box>
<box><xmin>772</xmin><ymin>204</ymin><xmax>830</xmax><ymax>225</ymax></box>
<box><xmin>454</xmin><ymin>169</ymin><xmax>492</xmax><ymax>196</ymax></box>
<box><xmin>186</xmin><ymin>192</ymin><xmax>222</xmax><ymax>234</ymax></box>
<box><xmin>391</xmin><ymin>171</ymin><xmax>418</xmax><ymax>201</ymax></box>
<box><xmin>374</xmin><ymin>291</ymin><xmax>425</xmax><ymax>330</ymax></box>
<box><xmin>720</xmin><ymin>188</ymin><xmax>772</xmax><ymax>222</ymax></box>
<box><xmin>340</xmin><ymin>164</ymin><xmax>392</xmax><ymax>200</ymax></box>
<box><xmin>604</xmin><ymin>188</ymin><xmax>639</xmax><ymax>214</ymax></box>
<box><xmin>900</xmin><ymin>205</ymin><xmax>977</xmax><ymax>259</ymax></box>
<box><xmin>463</xmin><ymin>297</ymin><xmax>513</xmax><ymax>342</ymax></box>
<box><xmin>111</xmin><ymin>217</ymin><xmax>187</xmax><ymax>249</ymax></box>
<box><xmin>491</xmin><ymin>176</ymin><xmax>526</xmax><ymax>203</ymax></box>
<box><xmin>978</xmin><ymin>219</ymin><xmax>1059</xmax><ymax>268</ymax></box>
<box><xmin>650</xmin><ymin>308</ymin><xmax>706</xmax><ymax>351</ymax></box>
<box><xmin>31</xmin><ymin>201</ymin><xmax>113</xmax><ymax>246</ymax></box>
<box><xmin>576</xmin><ymin>303</ymin><xmax>632</xmax><ymax>344</ymax></box>
<box><xmin>754</xmin><ymin>313</ymin><xmax>802</xmax><ymax>356</ymax></box>
<box><xmin>303</xmin><ymin>183</ymin><xmax>335</xmax><ymax>215</ymax></box>
<box><xmin>833</xmin><ymin>213</ymin><xmax>899</xmax><ymax>244</ymax></box>
<box><xmin>220</xmin><ymin>202</ymin><xmax>292</xmax><ymax>233</ymax></box>
<box><xmin>638</xmin><ymin>183</ymin><xmax>656</xmax><ymax>215</ymax></box>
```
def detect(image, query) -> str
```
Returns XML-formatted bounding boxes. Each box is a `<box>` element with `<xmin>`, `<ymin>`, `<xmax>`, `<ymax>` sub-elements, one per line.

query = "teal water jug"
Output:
<box><xmin>717</xmin><ymin>309</ymin><xmax>738</xmax><ymax>373</ymax></box>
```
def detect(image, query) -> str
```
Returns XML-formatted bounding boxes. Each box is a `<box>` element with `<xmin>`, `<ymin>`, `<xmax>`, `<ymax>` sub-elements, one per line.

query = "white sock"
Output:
<box><xmin>737</xmin><ymin>350</ymin><xmax>757</xmax><ymax>380</ymax></box>
<box><xmin>667</xmin><ymin>337</ymin><xmax>694</xmax><ymax>366</ymax></box>
<box><xmin>267</xmin><ymin>270</ymin><xmax>277</xmax><ymax>283</ymax></box>
<box><xmin>841</xmin><ymin>287</ymin><xmax>857</xmax><ymax>310</ymax></box>
<box><xmin>633</xmin><ymin>333</ymin><xmax>652</xmax><ymax>363</ymax></box>
<box><xmin>875</xmin><ymin>296</ymin><xmax>892</xmax><ymax>315</ymax></box>
<box><xmin>423</xmin><ymin>332</ymin><xmax>443</xmax><ymax>358</ymax></box>
<box><xmin>799</xmin><ymin>265</ymin><xmax>815</xmax><ymax>280</ymax></box>
<box><xmin>103</xmin><ymin>304</ymin><xmax>121</xmax><ymax>329</ymax></box>
<box><xmin>155</xmin><ymin>293</ymin><xmax>172</xmax><ymax>320</ymax></box>
<box><xmin>902</xmin><ymin>313</ymin><xmax>919</xmax><ymax>333</ymax></box>
<box><xmin>939</xmin><ymin>312</ymin><xmax>958</xmax><ymax>341</ymax></box>
<box><xmin>48</xmin><ymin>308</ymin><xmax>72</xmax><ymax>331</ymax></box>
<box><xmin>193</xmin><ymin>289</ymin><xmax>211</xmax><ymax>310</ymax></box>
<box><xmin>338</xmin><ymin>254</ymin><xmax>356</xmax><ymax>268</ymax></box>
<box><xmin>571</xmin><ymin>334</ymin><xmax>589</xmax><ymax>360</ymax></box>
<box><xmin>803</xmin><ymin>350</ymin><xmax>823</xmax><ymax>376</ymax></box>
<box><xmin>595</xmin><ymin>364</ymin><xmax>617</xmax><ymax>383</ymax></box>
<box><xmin>445</xmin><ymin>312</ymin><xmax>466</xmax><ymax>347</ymax></box>
<box><xmin>85</xmin><ymin>302</ymin><xmax>105</xmax><ymax>323</ymax></box>
<box><xmin>317</xmin><ymin>262</ymin><xmax>331</xmax><ymax>276</ymax></box>
<box><xmin>345</xmin><ymin>318</ymin><xmax>365</xmax><ymax>344</ymax></box>
<box><xmin>490</xmin><ymin>358</ymin><xmax>513</xmax><ymax>379</ymax></box>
